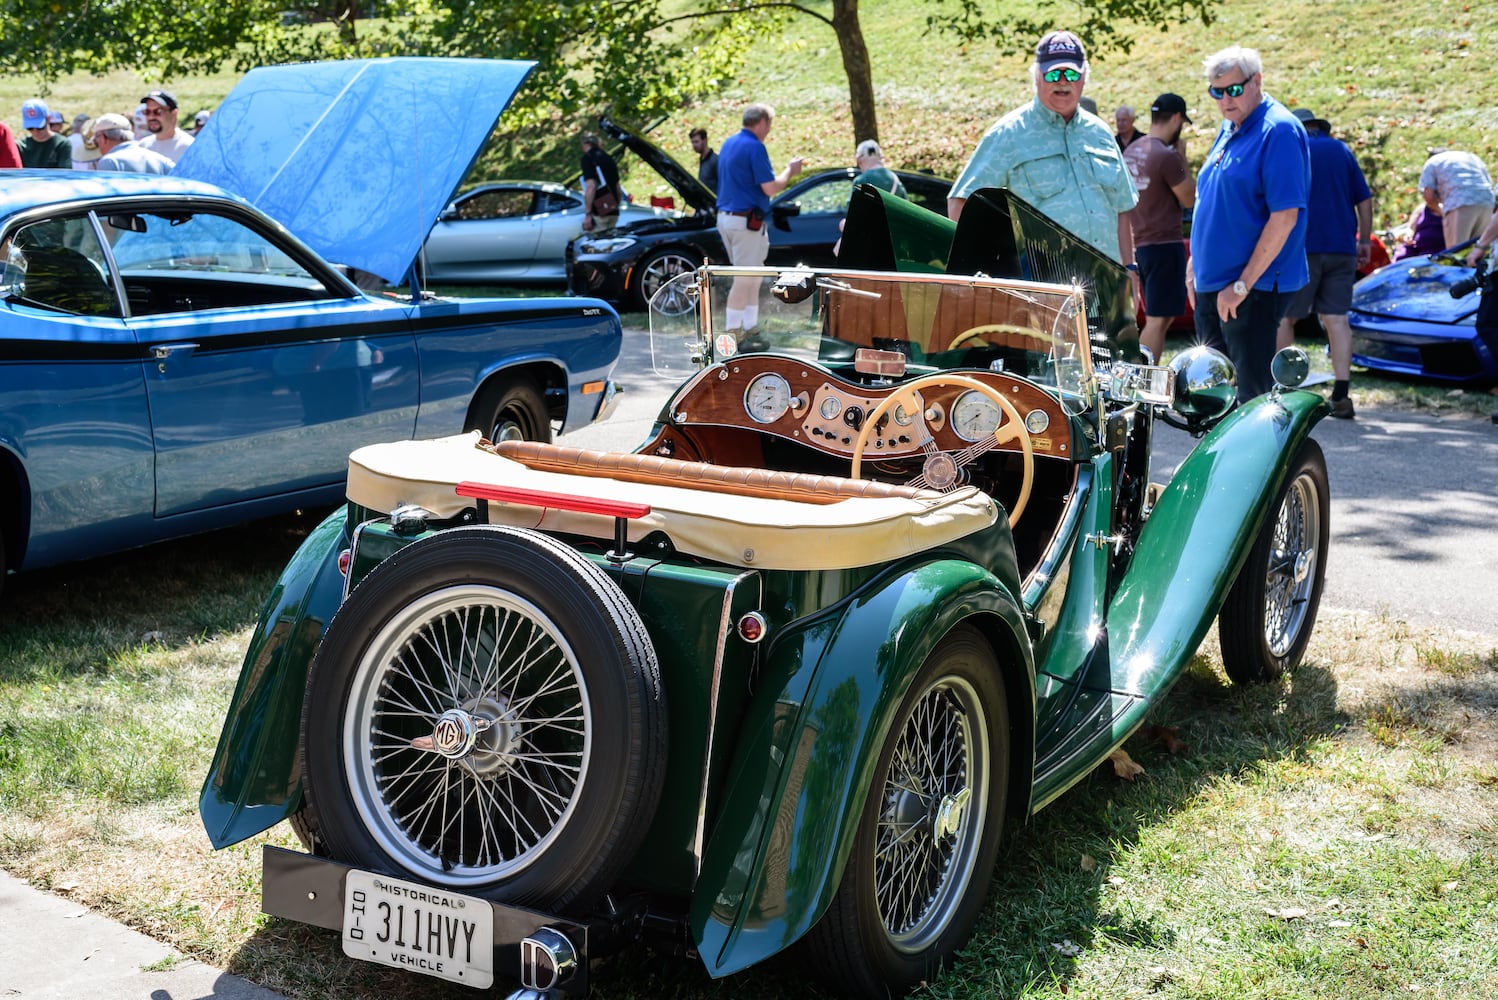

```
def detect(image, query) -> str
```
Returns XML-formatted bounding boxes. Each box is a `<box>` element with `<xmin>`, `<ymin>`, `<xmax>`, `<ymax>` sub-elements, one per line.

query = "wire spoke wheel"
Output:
<box><xmin>810</xmin><ymin>626</ymin><xmax>1008</xmax><ymax>996</ymax></box>
<box><xmin>1219</xmin><ymin>438</ymin><xmax>1330</xmax><ymax>684</ymax></box>
<box><xmin>300</xmin><ymin>526</ymin><xmax>664</xmax><ymax>911</ymax></box>
<box><xmin>874</xmin><ymin>675</ymin><xmax>988</xmax><ymax>952</ymax></box>
<box><xmin>347</xmin><ymin>585</ymin><xmax>590</xmax><ymax>884</ymax></box>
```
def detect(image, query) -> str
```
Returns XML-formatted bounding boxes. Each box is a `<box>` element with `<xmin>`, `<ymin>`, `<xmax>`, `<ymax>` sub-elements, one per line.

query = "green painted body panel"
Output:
<box><xmin>690</xmin><ymin>557</ymin><xmax>1032</xmax><ymax>978</ymax></box>
<box><xmin>199</xmin><ymin>506</ymin><xmax>350</xmax><ymax>849</ymax></box>
<box><xmin>1025</xmin><ymin>388</ymin><xmax>1327</xmax><ymax>811</ymax></box>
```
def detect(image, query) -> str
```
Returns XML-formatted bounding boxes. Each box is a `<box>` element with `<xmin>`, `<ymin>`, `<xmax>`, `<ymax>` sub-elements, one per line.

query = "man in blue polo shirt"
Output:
<box><xmin>715</xmin><ymin>103</ymin><xmax>804</xmax><ymax>335</ymax></box>
<box><xmin>1275</xmin><ymin>109</ymin><xmax>1372</xmax><ymax>419</ymax></box>
<box><xmin>1188</xmin><ymin>45</ymin><xmax>1309</xmax><ymax>401</ymax></box>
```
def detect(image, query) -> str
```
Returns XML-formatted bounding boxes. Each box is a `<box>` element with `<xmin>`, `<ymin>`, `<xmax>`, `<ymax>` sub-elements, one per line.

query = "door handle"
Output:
<box><xmin>151</xmin><ymin>342</ymin><xmax>200</xmax><ymax>360</ymax></box>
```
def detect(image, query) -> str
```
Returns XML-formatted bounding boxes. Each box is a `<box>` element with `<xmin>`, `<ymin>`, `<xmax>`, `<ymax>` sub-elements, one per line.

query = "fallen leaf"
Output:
<box><xmin>54</xmin><ymin>880</ymin><xmax>79</xmax><ymax>892</ymax></box>
<box><xmin>1051</xmin><ymin>939</ymin><xmax>1082</xmax><ymax>957</ymax></box>
<box><xmin>1107</xmin><ymin>875</ymin><xmax>1126</xmax><ymax>887</ymax></box>
<box><xmin>1109</xmin><ymin>748</ymin><xmax>1145</xmax><ymax>781</ymax></box>
<box><xmin>1146</xmin><ymin>724</ymin><xmax>1190</xmax><ymax>755</ymax></box>
<box><xmin>1264</xmin><ymin>907</ymin><xmax>1309</xmax><ymax>920</ymax></box>
<box><xmin>1079</xmin><ymin>854</ymin><xmax>1097</xmax><ymax>872</ymax></box>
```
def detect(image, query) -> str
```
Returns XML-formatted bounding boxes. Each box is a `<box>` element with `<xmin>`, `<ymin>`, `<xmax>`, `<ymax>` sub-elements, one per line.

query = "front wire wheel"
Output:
<box><xmin>1219</xmin><ymin>437</ymin><xmax>1330</xmax><ymax>683</ymax></box>
<box><xmin>810</xmin><ymin>626</ymin><xmax>1009</xmax><ymax>996</ymax></box>
<box><xmin>299</xmin><ymin>526</ymin><xmax>665</xmax><ymax>911</ymax></box>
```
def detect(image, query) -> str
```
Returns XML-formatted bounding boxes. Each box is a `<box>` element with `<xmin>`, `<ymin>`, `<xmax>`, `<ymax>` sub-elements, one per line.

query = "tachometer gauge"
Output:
<box><xmin>951</xmin><ymin>390</ymin><xmax>1002</xmax><ymax>442</ymax></box>
<box><xmin>744</xmin><ymin>373</ymin><xmax>793</xmax><ymax>424</ymax></box>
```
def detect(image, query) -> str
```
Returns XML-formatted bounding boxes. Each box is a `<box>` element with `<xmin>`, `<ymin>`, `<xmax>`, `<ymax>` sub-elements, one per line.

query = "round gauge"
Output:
<box><xmin>951</xmin><ymin>390</ymin><xmax>1002</xmax><ymax>442</ymax></box>
<box><xmin>1024</xmin><ymin>408</ymin><xmax>1050</xmax><ymax>434</ymax></box>
<box><xmin>892</xmin><ymin>401</ymin><xmax>914</xmax><ymax>426</ymax></box>
<box><xmin>819</xmin><ymin>396</ymin><xmax>842</xmax><ymax>420</ymax></box>
<box><xmin>744</xmin><ymin>373</ymin><xmax>793</xmax><ymax>424</ymax></box>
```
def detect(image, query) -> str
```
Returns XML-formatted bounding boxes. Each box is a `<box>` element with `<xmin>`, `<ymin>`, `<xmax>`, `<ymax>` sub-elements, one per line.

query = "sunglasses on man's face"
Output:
<box><xmin>1042</xmin><ymin>68</ymin><xmax>1082</xmax><ymax>83</ymax></box>
<box><xmin>1208</xmin><ymin>77</ymin><xmax>1251</xmax><ymax>100</ymax></box>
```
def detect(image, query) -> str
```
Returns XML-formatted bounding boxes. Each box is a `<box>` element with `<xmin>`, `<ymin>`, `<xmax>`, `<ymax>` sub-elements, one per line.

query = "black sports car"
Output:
<box><xmin>567</xmin><ymin>119</ymin><xmax>951</xmax><ymax>311</ymax></box>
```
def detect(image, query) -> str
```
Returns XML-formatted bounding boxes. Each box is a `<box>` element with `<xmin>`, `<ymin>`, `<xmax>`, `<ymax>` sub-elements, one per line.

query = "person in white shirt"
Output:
<box><xmin>138</xmin><ymin>89</ymin><xmax>195</xmax><ymax>163</ymax></box>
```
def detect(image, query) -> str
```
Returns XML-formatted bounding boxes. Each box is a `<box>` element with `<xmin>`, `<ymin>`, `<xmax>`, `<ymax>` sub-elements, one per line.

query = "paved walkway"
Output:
<box><xmin>0</xmin><ymin>870</ymin><xmax>284</xmax><ymax>1000</ymax></box>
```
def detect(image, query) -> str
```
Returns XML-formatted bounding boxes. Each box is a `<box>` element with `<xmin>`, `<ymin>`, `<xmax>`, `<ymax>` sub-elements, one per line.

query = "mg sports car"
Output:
<box><xmin>201</xmin><ymin>190</ymin><xmax>1330</xmax><ymax>997</ymax></box>
<box><xmin>1348</xmin><ymin>244</ymin><xmax>1498</xmax><ymax>384</ymax></box>
<box><xmin>0</xmin><ymin>59</ymin><xmax>621</xmax><ymax>585</ymax></box>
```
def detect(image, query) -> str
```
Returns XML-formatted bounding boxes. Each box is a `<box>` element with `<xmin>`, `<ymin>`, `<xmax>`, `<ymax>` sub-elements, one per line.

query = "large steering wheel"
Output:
<box><xmin>851</xmin><ymin>373</ymin><xmax>1035</xmax><ymax>526</ymax></box>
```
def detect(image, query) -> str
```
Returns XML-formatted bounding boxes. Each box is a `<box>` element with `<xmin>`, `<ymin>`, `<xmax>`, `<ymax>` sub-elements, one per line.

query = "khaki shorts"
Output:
<box><xmin>717</xmin><ymin>212</ymin><xmax>770</xmax><ymax>266</ymax></box>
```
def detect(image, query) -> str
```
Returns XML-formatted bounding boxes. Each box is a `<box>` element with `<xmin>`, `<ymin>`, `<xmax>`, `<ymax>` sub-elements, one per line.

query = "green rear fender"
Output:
<box><xmin>199</xmin><ymin>506</ymin><xmax>350</xmax><ymax>849</ymax></box>
<box><xmin>1104</xmin><ymin>388</ymin><xmax>1328</xmax><ymax>701</ymax></box>
<box><xmin>690</xmin><ymin>559</ymin><xmax>1033</xmax><ymax>978</ymax></box>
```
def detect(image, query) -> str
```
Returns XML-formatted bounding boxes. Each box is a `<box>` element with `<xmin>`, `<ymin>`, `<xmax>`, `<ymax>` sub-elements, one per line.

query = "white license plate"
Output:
<box><xmin>342</xmin><ymin>870</ymin><xmax>494</xmax><ymax>989</ymax></box>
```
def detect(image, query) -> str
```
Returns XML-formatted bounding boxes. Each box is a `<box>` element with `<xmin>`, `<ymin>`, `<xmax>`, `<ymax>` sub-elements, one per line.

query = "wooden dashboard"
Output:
<box><xmin>665</xmin><ymin>355</ymin><xmax>1073</xmax><ymax>461</ymax></box>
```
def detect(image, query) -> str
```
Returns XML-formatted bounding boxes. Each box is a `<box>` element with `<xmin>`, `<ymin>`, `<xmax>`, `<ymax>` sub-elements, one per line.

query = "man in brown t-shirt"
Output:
<box><xmin>1123</xmin><ymin>93</ymin><xmax>1196</xmax><ymax>357</ymax></box>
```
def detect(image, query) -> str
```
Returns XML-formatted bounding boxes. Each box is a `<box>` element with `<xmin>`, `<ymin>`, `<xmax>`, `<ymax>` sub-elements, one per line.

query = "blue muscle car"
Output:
<box><xmin>0</xmin><ymin>59</ymin><xmax>622</xmax><ymax>586</ymax></box>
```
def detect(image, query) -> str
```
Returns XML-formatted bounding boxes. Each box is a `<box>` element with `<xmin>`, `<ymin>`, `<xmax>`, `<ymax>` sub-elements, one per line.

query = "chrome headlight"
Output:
<box><xmin>1169</xmin><ymin>345</ymin><xmax>1237</xmax><ymax>425</ymax></box>
<box><xmin>576</xmin><ymin>236</ymin><xmax>637</xmax><ymax>254</ymax></box>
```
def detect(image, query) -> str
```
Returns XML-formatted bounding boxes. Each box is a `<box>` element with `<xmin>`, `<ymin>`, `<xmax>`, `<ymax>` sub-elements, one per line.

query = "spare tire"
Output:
<box><xmin>299</xmin><ymin>525</ymin><xmax>665</xmax><ymax>912</ymax></box>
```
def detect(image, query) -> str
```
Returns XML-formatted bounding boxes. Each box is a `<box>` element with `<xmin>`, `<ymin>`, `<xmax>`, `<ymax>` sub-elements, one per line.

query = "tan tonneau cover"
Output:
<box><xmin>347</xmin><ymin>433</ymin><xmax>998</xmax><ymax>571</ymax></box>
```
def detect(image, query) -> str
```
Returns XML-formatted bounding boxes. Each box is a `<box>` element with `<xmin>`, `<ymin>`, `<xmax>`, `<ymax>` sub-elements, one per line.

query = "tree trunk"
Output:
<box><xmin>830</xmin><ymin>0</ymin><xmax>877</xmax><ymax>144</ymax></box>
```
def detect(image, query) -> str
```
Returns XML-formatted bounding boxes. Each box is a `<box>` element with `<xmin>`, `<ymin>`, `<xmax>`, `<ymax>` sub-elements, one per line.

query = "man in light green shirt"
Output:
<box><xmin>852</xmin><ymin>139</ymin><xmax>907</xmax><ymax>199</ymax></box>
<box><xmin>948</xmin><ymin>30</ymin><xmax>1137</xmax><ymax>263</ymax></box>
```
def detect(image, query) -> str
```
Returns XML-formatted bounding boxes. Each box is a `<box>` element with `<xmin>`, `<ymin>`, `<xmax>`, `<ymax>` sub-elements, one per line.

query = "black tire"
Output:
<box><xmin>810</xmin><ymin>625</ymin><xmax>1010</xmax><ymax>997</ymax></box>
<box><xmin>300</xmin><ymin>525</ymin><xmax>666</xmax><ymax>912</ymax></box>
<box><xmin>630</xmin><ymin>247</ymin><xmax>697</xmax><ymax>313</ymax></box>
<box><xmin>469</xmin><ymin>378</ymin><xmax>550</xmax><ymax>444</ymax></box>
<box><xmin>1218</xmin><ymin>438</ymin><xmax>1330</xmax><ymax>684</ymax></box>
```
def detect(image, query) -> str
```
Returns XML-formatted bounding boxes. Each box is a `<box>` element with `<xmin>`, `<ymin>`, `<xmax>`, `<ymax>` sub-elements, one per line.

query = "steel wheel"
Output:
<box><xmin>876</xmin><ymin>674</ymin><xmax>990</xmax><ymax>952</ymax></box>
<box><xmin>1219</xmin><ymin>438</ymin><xmax>1330</xmax><ymax>683</ymax></box>
<box><xmin>301</xmin><ymin>526</ymin><xmax>665</xmax><ymax>910</ymax></box>
<box><xmin>344</xmin><ymin>584</ymin><xmax>591</xmax><ymax>884</ymax></box>
<box><xmin>810</xmin><ymin>626</ymin><xmax>1008</xmax><ymax>996</ymax></box>
<box><xmin>468</xmin><ymin>379</ymin><xmax>550</xmax><ymax>444</ymax></box>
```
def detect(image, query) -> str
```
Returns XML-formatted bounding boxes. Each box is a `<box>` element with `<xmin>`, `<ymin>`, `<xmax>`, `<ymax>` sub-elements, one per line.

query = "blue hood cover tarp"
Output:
<box><xmin>175</xmin><ymin>57</ymin><xmax>534</xmax><ymax>283</ymax></box>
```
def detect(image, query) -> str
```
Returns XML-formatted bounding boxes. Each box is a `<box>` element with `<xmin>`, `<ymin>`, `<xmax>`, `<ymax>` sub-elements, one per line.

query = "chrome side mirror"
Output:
<box><xmin>0</xmin><ymin>244</ymin><xmax>25</xmax><ymax>299</ymax></box>
<box><xmin>1270</xmin><ymin>346</ymin><xmax>1311</xmax><ymax>389</ymax></box>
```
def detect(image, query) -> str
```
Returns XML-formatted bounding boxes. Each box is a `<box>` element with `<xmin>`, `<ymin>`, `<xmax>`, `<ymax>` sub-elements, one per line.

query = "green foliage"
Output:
<box><xmin>925</xmin><ymin>0</ymin><xmax>1215</xmax><ymax>61</ymax></box>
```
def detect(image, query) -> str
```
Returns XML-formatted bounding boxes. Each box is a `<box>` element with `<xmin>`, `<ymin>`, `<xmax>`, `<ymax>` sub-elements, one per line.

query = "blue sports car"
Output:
<box><xmin>1348</xmin><ymin>247</ymin><xmax>1498</xmax><ymax>384</ymax></box>
<box><xmin>0</xmin><ymin>59</ymin><xmax>621</xmax><ymax>585</ymax></box>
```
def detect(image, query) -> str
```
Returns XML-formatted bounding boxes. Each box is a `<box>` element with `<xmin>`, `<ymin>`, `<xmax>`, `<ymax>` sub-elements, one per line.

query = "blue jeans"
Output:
<box><xmin>1194</xmin><ymin>286</ymin><xmax>1296</xmax><ymax>401</ymax></box>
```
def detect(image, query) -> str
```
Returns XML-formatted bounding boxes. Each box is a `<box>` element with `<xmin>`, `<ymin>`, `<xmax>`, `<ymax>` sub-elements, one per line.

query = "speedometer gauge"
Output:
<box><xmin>744</xmin><ymin>373</ymin><xmax>793</xmax><ymax>424</ymax></box>
<box><xmin>951</xmin><ymin>390</ymin><xmax>1002</xmax><ymax>441</ymax></box>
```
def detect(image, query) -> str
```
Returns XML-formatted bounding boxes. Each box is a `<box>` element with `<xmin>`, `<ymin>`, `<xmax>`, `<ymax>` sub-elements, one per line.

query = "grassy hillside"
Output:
<box><xmin>3</xmin><ymin>0</ymin><xmax>1493</xmax><ymax>228</ymax></box>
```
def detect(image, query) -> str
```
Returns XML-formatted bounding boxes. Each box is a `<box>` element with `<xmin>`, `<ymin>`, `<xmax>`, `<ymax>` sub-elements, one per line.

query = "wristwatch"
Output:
<box><xmin>1232</xmin><ymin>280</ymin><xmax>1249</xmax><ymax>296</ymax></box>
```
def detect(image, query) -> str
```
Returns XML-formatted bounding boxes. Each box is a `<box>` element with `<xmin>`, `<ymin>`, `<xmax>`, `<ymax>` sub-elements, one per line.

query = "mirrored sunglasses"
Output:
<box><xmin>1208</xmin><ymin>78</ymin><xmax>1250</xmax><ymax>99</ymax></box>
<box><xmin>1042</xmin><ymin>68</ymin><xmax>1082</xmax><ymax>83</ymax></box>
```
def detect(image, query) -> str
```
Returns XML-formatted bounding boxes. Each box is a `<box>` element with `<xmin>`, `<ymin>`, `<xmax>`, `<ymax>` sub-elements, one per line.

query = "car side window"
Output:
<box><xmin>105</xmin><ymin>209</ymin><xmax>331</xmax><ymax>316</ymax></box>
<box><xmin>455</xmin><ymin>190</ymin><xmax>537</xmax><ymax>220</ymax></box>
<box><xmin>6</xmin><ymin>215</ymin><xmax>120</xmax><ymax>318</ymax></box>
<box><xmin>541</xmin><ymin>192</ymin><xmax>581</xmax><ymax>213</ymax></box>
<box><xmin>792</xmin><ymin>178</ymin><xmax>855</xmax><ymax>216</ymax></box>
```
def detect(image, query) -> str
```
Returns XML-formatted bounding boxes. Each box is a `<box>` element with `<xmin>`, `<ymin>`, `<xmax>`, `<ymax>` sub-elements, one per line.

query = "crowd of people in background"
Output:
<box><xmin>2</xmin><ymin>91</ymin><xmax>213</xmax><ymax>173</ymax></box>
<box><xmin>9</xmin><ymin>41</ymin><xmax>1496</xmax><ymax>415</ymax></box>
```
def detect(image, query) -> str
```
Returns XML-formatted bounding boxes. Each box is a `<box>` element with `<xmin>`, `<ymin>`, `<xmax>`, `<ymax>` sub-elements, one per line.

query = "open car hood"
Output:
<box><xmin>175</xmin><ymin>57</ymin><xmax>534</xmax><ymax>284</ymax></box>
<box><xmin>1350</xmin><ymin>253</ymin><xmax>1479</xmax><ymax>325</ymax></box>
<box><xmin>601</xmin><ymin>117</ymin><xmax>716</xmax><ymax>214</ymax></box>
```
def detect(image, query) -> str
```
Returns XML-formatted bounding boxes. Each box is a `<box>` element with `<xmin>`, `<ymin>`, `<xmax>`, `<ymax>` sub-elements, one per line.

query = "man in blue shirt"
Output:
<box><xmin>716</xmin><ymin>103</ymin><xmax>804</xmax><ymax>334</ymax></box>
<box><xmin>1275</xmin><ymin>109</ymin><xmax>1372</xmax><ymax>419</ymax></box>
<box><xmin>1189</xmin><ymin>45</ymin><xmax>1310</xmax><ymax>401</ymax></box>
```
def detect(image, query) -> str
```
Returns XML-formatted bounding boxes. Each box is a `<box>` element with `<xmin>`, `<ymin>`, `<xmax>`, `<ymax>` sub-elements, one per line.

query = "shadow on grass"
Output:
<box><xmin>0</xmin><ymin>508</ymin><xmax>327</xmax><ymax>681</ymax></box>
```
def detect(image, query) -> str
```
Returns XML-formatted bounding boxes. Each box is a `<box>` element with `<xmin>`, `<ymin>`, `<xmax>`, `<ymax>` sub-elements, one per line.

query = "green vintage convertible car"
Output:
<box><xmin>200</xmin><ymin>190</ymin><xmax>1330</xmax><ymax>997</ymax></box>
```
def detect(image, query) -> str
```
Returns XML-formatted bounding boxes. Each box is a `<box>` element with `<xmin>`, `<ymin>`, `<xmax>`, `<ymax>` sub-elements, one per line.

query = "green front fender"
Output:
<box><xmin>199</xmin><ymin>506</ymin><xmax>350</xmax><ymax>849</ymax></box>
<box><xmin>1104</xmin><ymin>388</ymin><xmax>1328</xmax><ymax>703</ymax></box>
<box><xmin>690</xmin><ymin>559</ymin><xmax>1033</xmax><ymax>978</ymax></box>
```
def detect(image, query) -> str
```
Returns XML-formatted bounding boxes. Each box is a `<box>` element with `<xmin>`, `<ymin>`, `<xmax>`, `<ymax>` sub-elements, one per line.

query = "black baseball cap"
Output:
<box><xmin>1150</xmin><ymin>93</ymin><xmax>1192</xmax><ymax>124</ymax></box>
<box><xmin>141</xmin><ymin>89</ymin><xmax>178</xmax><ymax>111</ymax></box>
